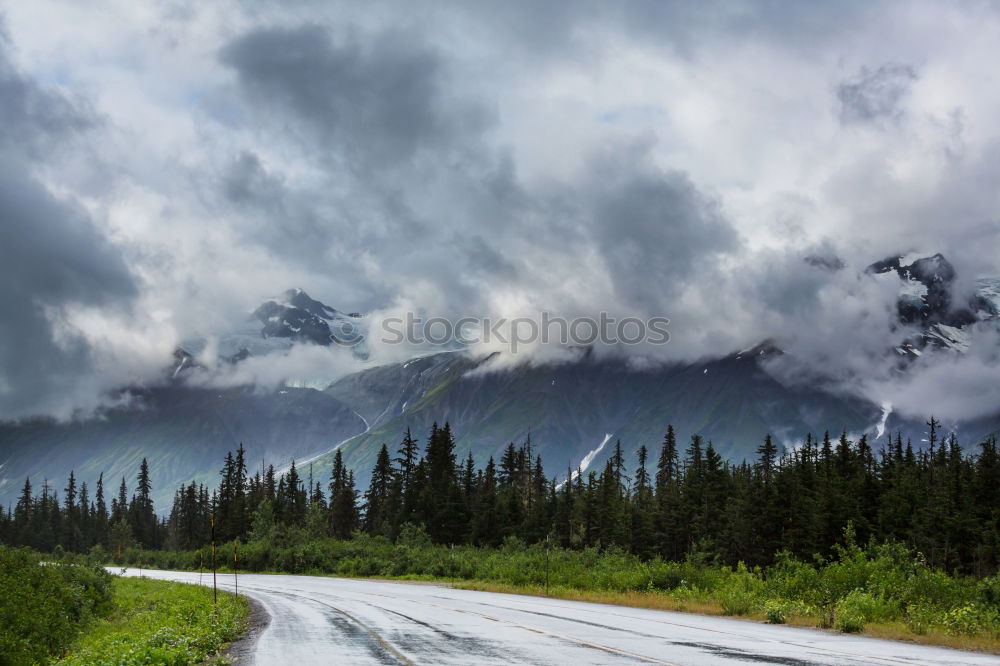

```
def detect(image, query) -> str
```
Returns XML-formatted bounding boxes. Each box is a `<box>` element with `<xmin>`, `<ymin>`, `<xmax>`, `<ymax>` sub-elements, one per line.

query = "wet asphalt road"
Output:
<box><xmin>119</xmin><ymin>569</ymin><xmax>1000</xmax><ymax>665</ymax></box>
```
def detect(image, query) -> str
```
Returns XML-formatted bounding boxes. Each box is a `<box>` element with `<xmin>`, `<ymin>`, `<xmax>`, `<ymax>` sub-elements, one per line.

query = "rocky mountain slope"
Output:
<box><xmin>313</xmin><ymin>345</ymin><xmax>886</xmax><ymax>491</ymax></box>
<box><xmin>0</xmin><ymin>385</ymin><xmax>366</xmax><ymax>510</ymax></box>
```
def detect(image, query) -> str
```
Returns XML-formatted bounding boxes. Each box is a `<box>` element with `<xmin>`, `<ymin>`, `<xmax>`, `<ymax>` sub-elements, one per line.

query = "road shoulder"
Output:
<box><xmin>228</xmin><ymin>595</ymin><xmax>271</xmax><ymax>665</ymax></box>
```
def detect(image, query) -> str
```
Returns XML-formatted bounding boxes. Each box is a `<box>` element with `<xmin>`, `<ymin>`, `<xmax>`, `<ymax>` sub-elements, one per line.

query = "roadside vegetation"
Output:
<box><xmin>118</xmin><ymin>524</ymin><xmax>1000</xmax><ymax>653</ymax></box>
<box><xmin>54</xmin><ymin>575</ymin><xmax>249</xmax><ymax>666</ymax></box>
<box><xmin>0</xmin><ymin>546</ymin><xmax>113</xmax><ymax>664</ymax></box>
<box><xmin>0</xmin><ymin>545</ymin><xmax>248</xmax><ymax>666</ymax></box>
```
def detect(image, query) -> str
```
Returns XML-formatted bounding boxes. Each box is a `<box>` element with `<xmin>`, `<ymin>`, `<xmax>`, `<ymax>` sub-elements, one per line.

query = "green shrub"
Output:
<box><xmin>900</xmin><ymin>567</ymin><xmax>971</xmax><ymax>610</ymax></box>
<box><xmin>834</xmin><ymin>590</ymin><xmax>893</xmax><ymax>633</ymax></box>
<box><xmin>0</xmin><ymin>546</ymin><xmax>114</xmax><ymax>665</ymax></box>
<box><xmin>646</xmin><ymin>560</ymin><xmax>685</xmax><ymax>590</ymax></box>
<box><xmin>765</xmin><ymin>552</ymin><xmax>824</xmax><ymax>607</ymax></box>
<box><xmin>764</xmin><ymin>601</ymin><xmax>786</xmax><ymax>624</ymax></box>
<box><xmin>943</xmin><ymin>605</ymin><xmax>980</xmax><ymax>636</ymax></box>
<box><xmin>718</xmin><ymin>563</ymin><xmax>763</xmax><ymax>616</ymax></box>
<box><xmin>397</xmin><ymin>523</ymin><xmax>432</xmax><ymax>548</ymax></box>
<box><xmin>977</xmin><ymin>575</ymin><xmax>1000</xmax><ymax>608</ymax></box>
<box><xmin>940</xmin><ymin>604</ymin><xmax>1000</xmax><ymax>637</ymax></box>
<box><xmin>905</xmin><ymin>603</ymin><xmax>934</xmax><ymax>635</ymax></box>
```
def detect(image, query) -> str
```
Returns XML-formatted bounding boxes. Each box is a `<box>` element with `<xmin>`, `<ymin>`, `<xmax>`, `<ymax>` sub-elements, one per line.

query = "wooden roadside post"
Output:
<box><xmin>233</xmin><ymin>539</ymin><xmax>238</xmax><ymax>597</ymax></box>
<box><xmin>211</xmin><ymin>513</ymin><xmax>217</xmax><ymax>605</ymax></box>
<box><xmin>544</xmin><ymin>534</ymin><xmax>551</xmax><ymax>596</ymax></box>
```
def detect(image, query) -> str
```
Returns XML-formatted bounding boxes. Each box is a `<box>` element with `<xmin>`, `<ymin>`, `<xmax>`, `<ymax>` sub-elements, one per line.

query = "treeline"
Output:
<box><xmin>2</xmin><ymin>418</ymin><xmax>1000</xmax><ymax>573</ymax></box>
<box><xmin>0</xmin><ymin>459</ymin><xmax>159</xmax><ymax>556</ymax></box>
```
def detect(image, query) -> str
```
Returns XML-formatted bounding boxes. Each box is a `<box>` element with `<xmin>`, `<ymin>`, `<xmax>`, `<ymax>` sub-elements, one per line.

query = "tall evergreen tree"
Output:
<box><xmin>129</xmin><ymin>458</ymin><xmax>157</xmax><ymax>548</ymax></box>
<box><xmin>363</xmin><ymin>445</ymin><xmax>393</xmax><ymax>536</ymax></box>
<box><xmin>94</xmin><ymin>473</ymin><xmax>109</xmax><ymax>548</ymax></box>
<box><xmin>329</xmin><ymin>450</ymin><xmax>358</xmax><ymax>538</ymax></box>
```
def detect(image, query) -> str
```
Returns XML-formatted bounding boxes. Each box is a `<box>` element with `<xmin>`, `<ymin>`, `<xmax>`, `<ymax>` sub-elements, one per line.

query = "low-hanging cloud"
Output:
<box><xmin>862</xmin><ymin>326</ymin><xmax>1000</xmax><ymax>423</ymax></box>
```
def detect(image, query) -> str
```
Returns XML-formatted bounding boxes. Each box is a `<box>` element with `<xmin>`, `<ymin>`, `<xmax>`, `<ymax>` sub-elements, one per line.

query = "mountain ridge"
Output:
<box><xmin>3</xmin><ymin>260</ymin><xmax>1000</xmax><ymax>510</ymax></box>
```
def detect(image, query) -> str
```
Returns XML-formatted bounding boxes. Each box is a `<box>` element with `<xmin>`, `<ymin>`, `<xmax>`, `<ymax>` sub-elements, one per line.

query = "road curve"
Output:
<box><xmin>119</xmin><ymin>569</ymin><xmax>1000</xmax><ymax>665</ymax></box>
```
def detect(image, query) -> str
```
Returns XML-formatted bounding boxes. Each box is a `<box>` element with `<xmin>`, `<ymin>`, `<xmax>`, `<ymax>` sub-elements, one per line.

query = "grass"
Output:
<box><xmin>453</xmin><ymin>580</ymin><xmax>1000</xmax><ymax>654</ymax></box>
<box><xmin>862</xmin><ymin>622</ymin><xmax>1000</xmax><ymax>653</ymax></box>
<box><xmin>455</xmin><ymin>580</ymin><xmax>727</xmax><ymax>616</ymax></box>
<box><xmin>54</xmin><ymin>576</ymin><xmax>250</xmax><ymax>666</ymax></box>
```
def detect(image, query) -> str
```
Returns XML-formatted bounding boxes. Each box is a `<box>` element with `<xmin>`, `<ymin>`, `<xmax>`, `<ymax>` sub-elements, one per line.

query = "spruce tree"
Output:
<box><xmin>14</xmin><ymin>477</ymin><xmax>33</xmax><ymax>546</ymax></box>
<box><xmin>94</xmin><ymin>473</ymin><xmax>109</xmax><ymax>548</ymax></box>
<box><xmin>630</xmin><ymin>445</ymin><xmax>655</xmax><ymax>557</ymax></box>
<box><xmin>363</xmin><ymin>445</ymin><xmax>393</xmax><ymax>536</ymax></box>
<box><xmin>130</xmin><ymin>459</ymin><xmax>157</xmax><ymax>548</ymax></box>
<box><xmin>282</xmin><ymin>460</ymin><xmax>307</xmax><ymax>526</ymax></box>
<box><xmin>329</xmin><ymin>450</ymin><xmax>358</xmax><ymax>539</ymax></box>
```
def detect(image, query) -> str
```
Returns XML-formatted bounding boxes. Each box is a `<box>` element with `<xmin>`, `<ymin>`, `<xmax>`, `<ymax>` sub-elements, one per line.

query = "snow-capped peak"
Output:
<box><xmin>253</xmin><ymin>289</ymin><xmax>367</xmax><ymax>355</ymax></box>
<box><xmin>867</xmin><ymin>252</ymin><xmax>997</xmax><ymax>356</ymax></box>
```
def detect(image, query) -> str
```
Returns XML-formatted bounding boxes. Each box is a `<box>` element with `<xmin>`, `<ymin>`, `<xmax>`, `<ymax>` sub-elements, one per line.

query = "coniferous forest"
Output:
<box><xmin>2</xmin><ymin>418</ymin><xmax>999</xmax><ymax>576</ymax></box>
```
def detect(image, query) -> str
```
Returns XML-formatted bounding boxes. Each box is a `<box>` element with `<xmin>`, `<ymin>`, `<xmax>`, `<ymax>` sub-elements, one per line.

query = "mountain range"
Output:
<box><xmin>2</xmin><ymin>255</ymin><xmax>998</xmax><ymax>510</ymax></box>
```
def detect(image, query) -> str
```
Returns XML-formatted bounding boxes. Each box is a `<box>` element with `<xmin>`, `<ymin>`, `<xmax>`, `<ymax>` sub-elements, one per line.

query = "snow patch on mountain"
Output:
<box><xmin>875</xmin><ymin>402</ymin><xmax>892</xmax><ymax>440</ymax></box>
<box><xmin>554</xmin><ymin>433</ymin><xmax>615</xmax><ymax>489</ymax></box>
<box><xmin>276</xmin><ymin>408</ymin><xmax>371</xmax><ymax>476</ymax></box>
<box><xmin>898</xmin><ymin>279</ymin><xmax>928</xmax><ymax>307</ymax></box>
<box><xmin>925</xmin><ymin>323</ymin><xmax>972</xmax><ymax>353</ymax></box>
<box><xmin>579</xmin><ymin>433</ymin><xmax>613</xmax><ymax>476</ymax></box>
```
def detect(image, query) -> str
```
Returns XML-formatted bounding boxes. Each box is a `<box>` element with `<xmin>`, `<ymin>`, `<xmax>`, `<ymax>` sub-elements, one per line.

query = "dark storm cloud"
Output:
<box><xmin>219</xmin><ymin>151</ymin><xmax>327</xmax><ymax>265</ymax></box>
<box><xmin>0</xmin><ymin>33</ymin><xmax>136</xmax><ymax>420</ymax></box>
<box><xmin>208</xmin><ymin>8</ymin><xmax>862</xmax><ymax>328</ymax></box>
<box><xmin>449</xmin><ymin>233</ymin><xmax>519</xmax><ymax>284</ymax></box>
<box><xmin>216</xmin><ymin>144</ymin><xmax>431</xmax><ymax>301</ymax></box>
<box><xmin>213</xmin><ymin>16</ymin><xmax>743</xmax><ymax>321</ymax></box>
<box><xmin>221</xmin><ymin>151</ymin><xmax>285</xmax><ymax>211</ymax></box>
<box><xmin>749</xmin><ymin>245</ymin><xmax>852</xmax><ymax>318</ymax></box>
<box><xmin>837</xmin><ymin>63</ymin><xmax>918</xmax><ymax>125</ymax></box>
<box><xmin>587</xmin><ymin>159</ymin><xmax>739</xmax><ymax>311</ymax></box>
<box><xmin>213</xmin><ymin>22</ymin><xmax>498</xmax><ymax>288</ymax></box>
<box><xmin>219</xmin><ymin>24</ymin><xmax>488</xmax><ymax>167</ymax></box>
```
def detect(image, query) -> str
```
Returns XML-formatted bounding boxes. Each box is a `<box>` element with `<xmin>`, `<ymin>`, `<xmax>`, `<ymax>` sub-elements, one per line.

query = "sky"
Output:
<box><xmin>2</xmin><ymin>0</ymin><xmax>1000</xmax><ymax>423</ymax></box>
